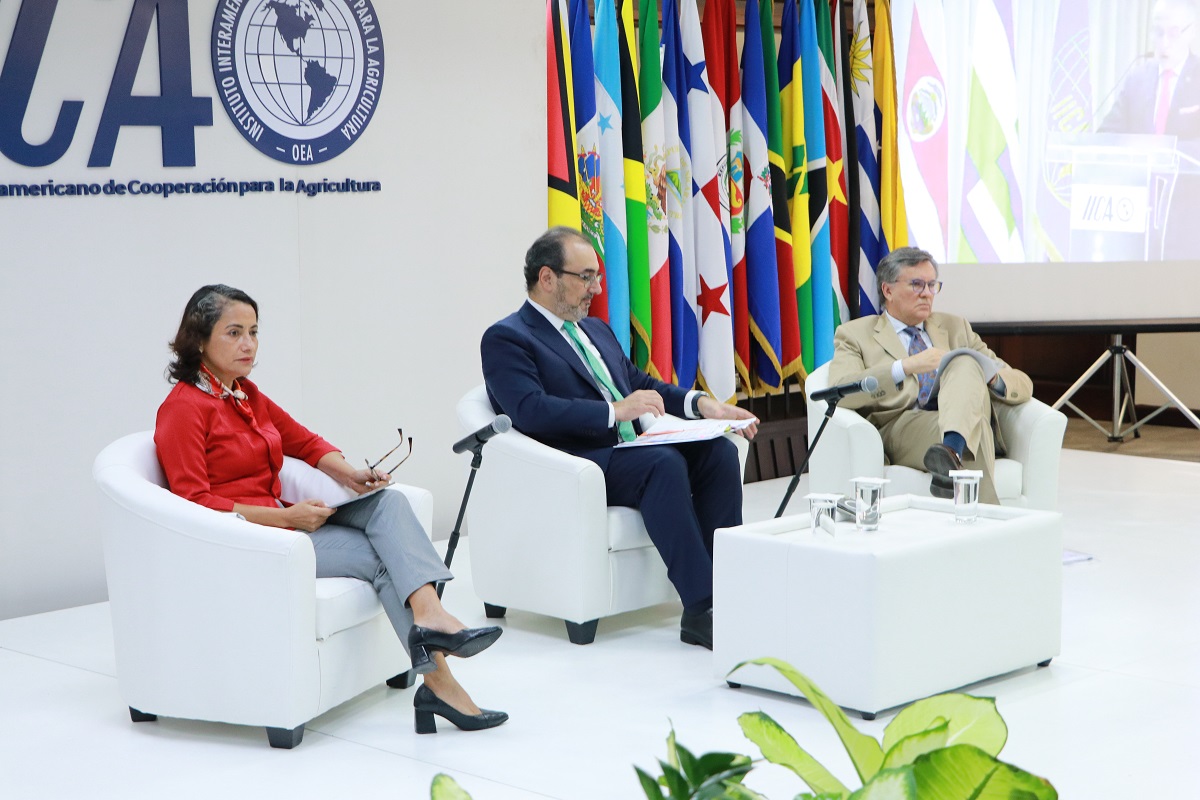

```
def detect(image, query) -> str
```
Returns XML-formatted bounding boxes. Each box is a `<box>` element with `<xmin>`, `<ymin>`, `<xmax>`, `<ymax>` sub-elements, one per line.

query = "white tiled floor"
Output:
<box><xmin>2</xmin><ymin>448</ymin><xmax>1198</xmax><ymax>799</ymax></box>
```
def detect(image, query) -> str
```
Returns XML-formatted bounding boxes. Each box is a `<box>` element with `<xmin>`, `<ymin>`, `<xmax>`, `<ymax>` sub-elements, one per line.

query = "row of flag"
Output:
<box><xmin>547</xmin><ymin>0</ymin><xmax>913</xmax><ymax>400</ymax></box>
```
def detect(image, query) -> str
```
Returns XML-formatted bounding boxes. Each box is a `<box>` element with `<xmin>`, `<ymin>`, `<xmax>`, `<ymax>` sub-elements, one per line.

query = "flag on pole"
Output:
<box><xmin>702</xmin><ymin>0</ymin><xmax>751</xmax><ymax>393</ymax></box>
<box><xmin>801</xmin><ymin>0</ymin><xmax>834</xmax><ymax>368</ymax></box>
<box><xmin>639</xmin><ymin>0</ymin><xmax>673</xmax><ymax>382</ymax></box>
<box><xmin>816</xmin><ymin>0</ymin><xmax>851</xmax><ymax>331</ymax></box>
<box><xmin>547</xmin><ymin>0</ymin><xmax>581</xmax><ymax>230</ymax></box>
<box><xmin>761</xmin><ymin>0</ymin><xmax>803</xmax><ymax>381</ymax></box>
<box><xmin>893</xmin><ymin>0</ymin><xmax>950</xmax><ymax>262</ymax></box>
<box><xmin>680</xmin><ymin>0</ymin><xmax>735</xmax><ymax>402</ymax></box>
<box><xmin>874</xmin><ymin>0</ymin><xmax>908</xmax><ymax>254</ymax></box>
<box><xmin>850</xmin><ymin>0</ymin><xmax>885</xmax><ymax>315</ymax></box>
<box><xmin>568</xmin><ymin>0</ymin><xmax>607</xmax><ymax>321</ymax></box>
<box><xmin>594</xmin><ymin>0</ymin><xmax>631</xmax><ymax>353</ymax></box>
<box><xmin>661</xmin><ymin>0</ymin><xmax>698</xmax><ymax>389</ymax></box>
<box><xmin>742</xmin><ymin>0</ymin><xmax>785</xmax><ymax>392</ymax></box>
<box><xmin>619</xmin><ymin>0</ymin><xmax>653</xmax><ymax>370</ymax></box>
<box><xmin>957</xmin><ymin>0</ymin><xmax>1025</xmax><ymax>263</ymax></box>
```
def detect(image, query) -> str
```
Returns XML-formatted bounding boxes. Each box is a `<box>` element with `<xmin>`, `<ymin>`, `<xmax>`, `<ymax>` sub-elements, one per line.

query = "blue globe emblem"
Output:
<box><xmin>247</xmin><ymin>0</ymin><xmax>353</xmax><ymax>127</ymax></box>
<box><xmin>212</xmin><ymin>0</ymin><xmax>384</xmax><ymax>164</ymax></box>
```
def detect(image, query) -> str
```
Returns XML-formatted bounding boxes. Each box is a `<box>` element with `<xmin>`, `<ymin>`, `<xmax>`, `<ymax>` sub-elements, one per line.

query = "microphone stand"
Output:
<box><xmin>437</xmin><ymin>444</ymin><xmax>485</xmax><ymax>599</ymax></box>
<box><xmin>775</xmin><ymin>397</ymin><xmax>842</xmax><ymax>518</ymax></box>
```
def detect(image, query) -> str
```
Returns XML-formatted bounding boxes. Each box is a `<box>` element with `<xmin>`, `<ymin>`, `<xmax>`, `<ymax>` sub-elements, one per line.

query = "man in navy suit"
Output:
<box><xmin>481</xmin><ymin>227</ymin><xmax>757</xmax><ymax>650</ymax></box>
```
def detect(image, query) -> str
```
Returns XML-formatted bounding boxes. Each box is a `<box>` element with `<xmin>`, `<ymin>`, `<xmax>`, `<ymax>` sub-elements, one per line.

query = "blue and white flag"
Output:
<box><xmin>594</xmin><ymin>0</ymin><xmax>630</xmax><ymax>352</ymax></box>
<box><xmin>850</xmin><ymin>0</ymin><xmax>884</xmax><ymax>315</ymax></box>
<box><xmin>661</xmin><ymin>0</ymin><xmax>698</xmax><ymax>388</ymax></box>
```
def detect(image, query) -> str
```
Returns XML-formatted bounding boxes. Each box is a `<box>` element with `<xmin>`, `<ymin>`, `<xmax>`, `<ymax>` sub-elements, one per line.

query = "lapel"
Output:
<box><xmin>519</xmin><ymin>302</ymin><xmax>605</xmax><ymax>397</ymax></box>
<box><xmin>1172</xmin><ymin>53</ymin><xmax>1200</xmax><ymax>118</ymax></box>
<box><xmin>873</xmin><ymin>314</ymin><xmax>909</xmax><ymax>362</ymax></box>
<box><xmin>925</xmin><ymin>316</ymin><xmax>950</xmax><ymax>351</ymax></box>
<box><xmin>579</xmin><ymin>317</ymin><xmax>630</xmax><ymax>395</ymax></box>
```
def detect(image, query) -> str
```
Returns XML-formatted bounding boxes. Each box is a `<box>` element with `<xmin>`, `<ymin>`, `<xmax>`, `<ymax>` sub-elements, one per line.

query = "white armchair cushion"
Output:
<box><xmin>314</xmin><ymin>578</ymin><xmax>388</xmax><ymax>641</ymax></box>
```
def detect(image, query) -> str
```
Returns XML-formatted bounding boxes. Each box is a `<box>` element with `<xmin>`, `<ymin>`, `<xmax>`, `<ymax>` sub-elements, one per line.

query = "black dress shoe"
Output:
<box><xmin>408</xmin><ymin>625</ymin><xmax>503</xmax><ymax>661</ymax></box>
<box><xmin>680</xmin><ymin>608</ymin><xmax>713</xmax><ymax>650</ymax></box>
<box><xmin>923</xmin><ymin>443</ymin><xmax>964</xmax><ymax>499</ymax></box>
<box><xmin>413</xmin><ymin>683</ymin><xmax>508</xmax><ymax>734</ymax></box>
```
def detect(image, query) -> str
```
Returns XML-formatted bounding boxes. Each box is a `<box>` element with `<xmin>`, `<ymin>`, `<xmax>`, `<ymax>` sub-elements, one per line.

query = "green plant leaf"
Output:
<box><xmin>732</xmin><ymin>658</ymin><xmax>884</xmax><ymax>782</ymax></box>
<box><xmin>796</xmin><ymin>793</ymin><xmax>853</xmax><ymax>800</ymax></box>
<box><xmin>849</xmin><ymin>766</ymin><xmax>918</xmax><ymax>800</ymax></box>
<box><xmin>693</xmin><ymin>764</ymin><xmax>759</xmax><ymax>800</ymax></box>
<box><xmin>430</xmin><ymin>773</ymin><xmax>473</xmax><ymax>800</ymax></box>
<box><xmin>660</xmin><ymin>760</ymin><xmax>692</xmax><ymax>799</ymax></box>
<box><xmin>635</xmin><ymin>766</ymin><xmax>667</xmax><ymax>800</ymax></box>
<box><xmin>910</xmin><ymin>745</ymin><xmax>1058</xmax><ymax>800</ymax></box>
<box><xmin>677</xmin><ymin>742</ymin><xmax>701</xmax><ymax>788</ymax></box>
<box><xmin>879</xmin><ymin>720</ymin><xmax>950</xmax><ymax>771</ymax></box>
<box><xmin>739</xmin><ymin>711</ymin><xmax>850</xmax><ymax>796</ymax></box>
<box><xmin>695</xmin><ymin>751</ymin><xmax>754</xmax><ymax>784</ymax></box>
<box><xmin>667</xmin><ymin>728</ymin><xmax>682</xmax><ymax>771</ymax></box>
<box><xmin>882</xmin><ymin>695</ymin><xmax>1007</xmax><ymax>758</ymax></box>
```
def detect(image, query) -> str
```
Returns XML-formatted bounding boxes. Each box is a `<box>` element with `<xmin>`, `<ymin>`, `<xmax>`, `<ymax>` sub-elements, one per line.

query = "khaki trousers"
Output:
<box><xmin>878</xmin><ymin>356</ymin><xmax>999</xmax><ymax>504</ymax></box>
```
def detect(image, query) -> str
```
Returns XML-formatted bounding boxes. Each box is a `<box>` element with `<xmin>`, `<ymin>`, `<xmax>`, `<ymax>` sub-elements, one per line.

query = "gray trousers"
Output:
<box><xmin>309</xmin><ymin>490</ymin><xmax>452</xmax><ymax>654</ymax></box>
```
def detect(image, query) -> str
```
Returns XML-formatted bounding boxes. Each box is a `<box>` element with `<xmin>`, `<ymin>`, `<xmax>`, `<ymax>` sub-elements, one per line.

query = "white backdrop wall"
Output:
<box><xmin>0</xmin><ymin>0</ymin><xmax>544</xmax><ymax>620</ymax></box>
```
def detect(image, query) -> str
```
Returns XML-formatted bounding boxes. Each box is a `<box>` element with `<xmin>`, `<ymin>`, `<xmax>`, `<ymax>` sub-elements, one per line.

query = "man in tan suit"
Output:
<box><xmin>827</xmin><ymin>247</ymin><xmax>1032</xmax><ymax>503</ymax></box>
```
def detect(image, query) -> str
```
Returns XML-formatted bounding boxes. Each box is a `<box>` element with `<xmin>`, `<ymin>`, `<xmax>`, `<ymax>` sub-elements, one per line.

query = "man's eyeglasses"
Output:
<box><xmin>1152</xmin><ymin>23</ymin><xmax>1192</xmax><ymax>41</ymax></box>
<box><xmin>365</xmin><ymin>428</ymin><xmax>413</xmax><ymax>479</ymax></box>
<box><xmin>558</xmin><ymin>268</ymin><xmax>603</xmax><ymax>287</ymax></box>
<box><xmin>890</xmin><ymin>278</ymin><xmax>943</xmax><ymax>295</ymax></box>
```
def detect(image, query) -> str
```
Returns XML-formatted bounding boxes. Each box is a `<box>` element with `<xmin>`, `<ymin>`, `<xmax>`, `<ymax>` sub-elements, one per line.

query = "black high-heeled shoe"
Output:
<box><xmin>413</xmin><ymin>684</ymin><xmax>508</xmax><ymax>734</ymax></box>
<box><xmin>408</xmin><ymin>624</ymin><xmax>502</xmax><ymax>660</ymax></box>
<box><xmin>408</xmin><ymin>643</ymin><xmax>437</xmax><ymax>675</ymax></box>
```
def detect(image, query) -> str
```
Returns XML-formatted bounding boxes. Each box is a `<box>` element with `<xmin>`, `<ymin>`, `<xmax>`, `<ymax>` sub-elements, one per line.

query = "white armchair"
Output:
<box><xmin>456</xmin><ymin>385</ymin><xmax>748</xmax><ymax>644</ymax></box>
<box><xmin>92</xmin><ymin>431</ymin><xmax>434</xmax><ymax>748</ymax></box>
<box><xmin>804</xmin><ymin>363</ymin><xmax>1068</xmax><ymax>509</ymax></box>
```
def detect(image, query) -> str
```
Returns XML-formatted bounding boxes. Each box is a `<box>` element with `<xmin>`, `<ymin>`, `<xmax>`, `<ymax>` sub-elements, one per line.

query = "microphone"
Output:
<box><xmin>452</xmin><ymin>414</ymin><xmax>512</xmax><ymax>454</ymax></box>
<box><xmin>808</xmin><ymin>375</ymin><xmax>879</xmax><ymax>404</ymax></box>
<box><xmin>1093</xmin><ymin>51</ymin><xmax>1153</xmax><ymax>131</ymax></box>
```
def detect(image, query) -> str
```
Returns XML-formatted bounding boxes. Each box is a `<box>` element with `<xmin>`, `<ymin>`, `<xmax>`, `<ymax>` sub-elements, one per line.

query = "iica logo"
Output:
<box><xmin>212</xmin><ymin>0</ymin><xmax>385</xmax><ymax>165</ymax></box>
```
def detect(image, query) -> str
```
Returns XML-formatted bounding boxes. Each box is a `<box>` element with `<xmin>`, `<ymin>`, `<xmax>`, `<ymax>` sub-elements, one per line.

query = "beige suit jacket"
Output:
<box><xmin>827</xmin><ymin>312</ymin><xmax>1032</xmax><ymax>436</ymax></box>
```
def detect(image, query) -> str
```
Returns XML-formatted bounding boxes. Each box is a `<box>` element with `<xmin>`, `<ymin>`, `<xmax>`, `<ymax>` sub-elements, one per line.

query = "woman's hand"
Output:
<box><xmin>316</xmin><ymin>452</ymin><xmax>390</xmax><ymax>495</ymax></box>
<box><xmin>285</xmin><ymin>499</ymin><xmax>336</xmax><ymax>532</ymax></box>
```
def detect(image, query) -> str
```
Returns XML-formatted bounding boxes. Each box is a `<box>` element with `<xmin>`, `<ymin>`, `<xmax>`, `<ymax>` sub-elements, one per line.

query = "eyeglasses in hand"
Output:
<box><xmin>365</xmin><ymin>428</ymin><xmax>414</xmax><ymax>480</ymax></box>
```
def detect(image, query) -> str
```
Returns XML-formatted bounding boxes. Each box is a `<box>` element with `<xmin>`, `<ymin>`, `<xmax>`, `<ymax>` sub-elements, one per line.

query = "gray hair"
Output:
<box><xmin>877</xmin><ymin>247</ymin><xmax>938</xmax><ymax>309</ymax></box>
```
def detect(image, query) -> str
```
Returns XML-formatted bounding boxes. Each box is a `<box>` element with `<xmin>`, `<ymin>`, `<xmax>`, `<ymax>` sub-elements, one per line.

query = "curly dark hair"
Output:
<box><xmin>167</xmin><ymin>285</ymin><xmax>258</xmax><ymax>384</ymax></box>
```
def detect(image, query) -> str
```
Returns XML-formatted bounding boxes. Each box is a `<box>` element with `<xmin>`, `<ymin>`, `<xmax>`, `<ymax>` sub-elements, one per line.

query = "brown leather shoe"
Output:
<box><xmin>923</xmin><ymin>443</ymin><xmax>964</xmax><ymax>499</ymax></box>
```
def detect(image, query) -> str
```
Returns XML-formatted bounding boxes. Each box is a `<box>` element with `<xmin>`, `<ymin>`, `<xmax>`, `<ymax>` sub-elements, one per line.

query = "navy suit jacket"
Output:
<box><xmin>481</xmin><ymin>302</ymin><xmax>690</xmax><ymax>470</ymax></box>
<box><xmin>1100</xmin><ymin>54</ymin><xmax>1200</xmax><ymax>139</ymax></box>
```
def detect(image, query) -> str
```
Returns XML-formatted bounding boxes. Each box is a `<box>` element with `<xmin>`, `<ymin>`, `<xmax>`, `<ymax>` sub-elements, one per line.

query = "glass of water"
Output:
<box><xmin>948</xmin><ymin>469</ymin><xmax>983</xmax><ymax>523</ymax></box>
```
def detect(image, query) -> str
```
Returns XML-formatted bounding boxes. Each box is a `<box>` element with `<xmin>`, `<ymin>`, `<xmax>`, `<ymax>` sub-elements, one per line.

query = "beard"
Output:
<box><xmin>553</xmin><ymin>284</ymin><xmax>591</xmax><ymax>322</ymax></box>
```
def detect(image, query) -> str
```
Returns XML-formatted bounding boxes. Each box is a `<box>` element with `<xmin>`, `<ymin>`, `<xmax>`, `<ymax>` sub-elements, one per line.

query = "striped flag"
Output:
<box><xmin>594</xmin><ymin>0</ymin><xmax>630</xmax><ymax>353</ymax></box>
<box><xmin>957</xmin><ymin>0</ymin><xmax>1025</xmax><ymax>263</ymax></box>
<box><xmin>816</xmin><ymin>0</ymin><xmax>850</xmax><ymax>331</ymax></box>
<box><xmin>761</xmin><ymin>0</ymin><xmax>803</xmax><ymax>382</ymax></box>
<box><xmin>546</xmin><ymin>0</ymin><xmax>581</xmax><ymax>230</ymax></box>
<box><xmin>778</xmin><ymin>0</ymin><xmax>812</xmax><ymax>380</ymax></box>
<box><xmin>893</xmin><ymin>0</ymin><xmax>950</xmax><ymax>262</ymax></box>
<box><xmin>702</xmin><ymin>0</ymin><xmax>751</xmax><ymax>393</ymax></box>
<box><xmin>742</xmin><ymin>0</ymin><xmax>785</xmax><ymax>393</ymax></box>
<box><xmin>796</xmin><ymin>0</ymin><xmax>834</xmax><ymax>370</ymax></box>
<box><xmin>619</xmin><ymin>0</ymin><xmax>653</xmax><ymax>370</ymax></box>
<box><xmin>567</xmin><ymin>0</ymin><xmax>607</xmax><ymax>321</ymax></box>
<box><xmin>874</xmin><ymin>0</ymin><xmax>908</xmax><ymax>254</ymax></box>
<box><xmin>661</xmin><ymin>0</ymin><xmax>698</xmax><ymax>389</ymax></box>
<box><xmin>850</xmin><ymin>0</ymin><xmax>885</xmax><ymax>315</ymax></box>
<box><xmin>680</xmin><ymin>0</ymin><xmax>735</xmax><ymax>402</ymax></box>
<box><xmin>639</xmin><ymin>0</ymin><xmax>673</xmax><ymax>383</ymax></box>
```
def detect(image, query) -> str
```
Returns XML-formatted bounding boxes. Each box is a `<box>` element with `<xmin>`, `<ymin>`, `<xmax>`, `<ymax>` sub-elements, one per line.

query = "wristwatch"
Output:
<box><xmin>690</xmin><ymin>392</ymin><xmax>706</xmax><ymax>418</ymax></box>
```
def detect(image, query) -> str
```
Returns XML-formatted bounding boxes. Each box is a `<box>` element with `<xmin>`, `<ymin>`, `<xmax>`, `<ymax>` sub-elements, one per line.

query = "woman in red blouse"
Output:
<box><xmin>155</xmin><ymin>285</ymin><xmax>506</xmax><ymax>734</ymax></box>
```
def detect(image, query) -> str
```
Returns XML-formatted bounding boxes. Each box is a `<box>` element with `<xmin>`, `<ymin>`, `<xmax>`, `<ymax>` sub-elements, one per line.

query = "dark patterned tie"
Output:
<box><xmin>904</xmin><ymin>326</ymin><xmax>935</xmax><ymax>408</ymax></box>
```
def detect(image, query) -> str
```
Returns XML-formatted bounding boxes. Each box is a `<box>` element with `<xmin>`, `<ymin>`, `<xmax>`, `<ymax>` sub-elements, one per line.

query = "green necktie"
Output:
<box><xmin>563</xmin><ymin>320</ymin><xmax>637</xmax><ymax>442</ymax></box>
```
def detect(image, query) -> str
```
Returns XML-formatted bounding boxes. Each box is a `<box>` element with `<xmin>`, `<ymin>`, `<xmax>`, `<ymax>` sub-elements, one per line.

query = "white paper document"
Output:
<box><xmin>614</xmin><ymin>416</ymin><xmax>756</xmax><ymax>448</ymax></box>
<box><xmin>328</xmin><ymin>483</ymin><xmax>392</xmax><ymax>508</ymax></box>
<box><xmin>927</xmin><ymin>348</ymin><xmax>999</xmax><ymax>401</ymax></box>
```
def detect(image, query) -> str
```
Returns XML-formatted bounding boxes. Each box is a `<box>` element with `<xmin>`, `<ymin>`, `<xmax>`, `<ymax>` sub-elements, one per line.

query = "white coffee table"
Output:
<box><xmin>713</xmin><ymin>494</ymin><xmax>1062</xmax><ymax>718</ymax></box>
